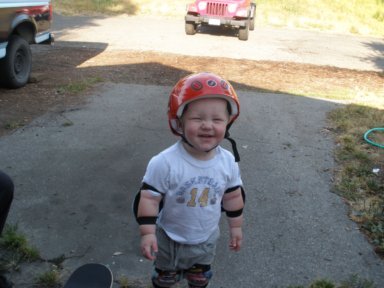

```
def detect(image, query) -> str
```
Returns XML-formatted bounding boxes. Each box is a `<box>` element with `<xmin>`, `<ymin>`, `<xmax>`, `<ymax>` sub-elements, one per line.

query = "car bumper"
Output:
<box><xmin>35</xmin><ymin>31</ymin><xmax>54</xmax><ymax>45</ymax></box>
<box><xmin>0</xmin><ymin>32</ymin><xmax>54</xmax><ymax>60</ymax></box>
<box><xmin>185</xmin><ymin>14</ymin><xmax>248</xmax><ymax>27</ymax></box>
<box><xmin>0</xmin><ymin>42</ymin><xmax>6</xmax><ymax>59</ymax></box>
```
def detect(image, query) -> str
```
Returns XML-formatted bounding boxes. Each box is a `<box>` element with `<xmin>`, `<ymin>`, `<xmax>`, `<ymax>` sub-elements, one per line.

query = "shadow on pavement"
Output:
<box><xmin>0</xmin><ymin>41</ymin><xmax>108</xmax><ymax>136</ymax></box>
<box><xmin>363</xmin><ymin>39</ymin><xmax>384</xmax><ymax>72</ymax></box>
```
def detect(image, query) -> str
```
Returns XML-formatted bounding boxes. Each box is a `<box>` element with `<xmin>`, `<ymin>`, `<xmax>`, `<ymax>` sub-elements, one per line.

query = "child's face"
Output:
<box><xmin>179</xmin><ymin>98</ymin><xmax>229</xmax><ymax>159</ymax></box>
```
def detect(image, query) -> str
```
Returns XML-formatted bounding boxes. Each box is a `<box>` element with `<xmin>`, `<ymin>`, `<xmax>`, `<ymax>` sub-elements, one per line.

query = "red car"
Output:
<box><xmin>185</xmin><ymin>0</ymin><xmax>256</xmax><ymax>40</ymax></box>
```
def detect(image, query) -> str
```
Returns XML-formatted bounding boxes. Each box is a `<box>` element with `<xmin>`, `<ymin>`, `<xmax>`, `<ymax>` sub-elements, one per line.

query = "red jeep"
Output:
<box><xmin>185</xmin><ymin>0</ymin><xmax>256</xmax><ymax>40</ymax></box>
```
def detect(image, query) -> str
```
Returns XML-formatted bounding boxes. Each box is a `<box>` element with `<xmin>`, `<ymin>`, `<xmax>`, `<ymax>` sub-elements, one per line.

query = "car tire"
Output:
<box><xmin>185</xmin><ymin>22</ymin><xmax>197</xmax><ymax>35</ymax></box>
<box><xmin>249</xmin><ymin>3</ymin><xmax>256</xmax><ymax>31</ymax></box>
<box><xmin>249</xmin><ymin>18</ymin><xmax>255</xmax><ymax>31</ymax></box>
<box><xmin>238</xmin><ymin>24</ymin><xmax>249</xmax><ymax>41</ymax></box>
<box><xmin>0</xmin><ymin>35</ymin><xmax>32</xmax><ymax>89</ymax></box>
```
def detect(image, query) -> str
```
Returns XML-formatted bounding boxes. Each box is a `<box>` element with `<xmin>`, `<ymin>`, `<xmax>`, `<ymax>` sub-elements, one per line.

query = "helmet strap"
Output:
<box><xmin>225</xmin><ymin>130</ymin><xmax>240</xmax><ymax>162</ymax></box>
<box><xmin>181</xmin><ymin>134</ymin><xmax>194</xmax><ymax>148</ymax></box>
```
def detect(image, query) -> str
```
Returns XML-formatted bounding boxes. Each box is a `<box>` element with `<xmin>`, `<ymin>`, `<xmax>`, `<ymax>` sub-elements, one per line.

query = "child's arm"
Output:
<box><xmin>137</xmin><ymin>189</ymin><xmax>162</xmax><ymax>260</ymax></box>
<box><xmin>222</xmin><ymin>188</ymin><xmax>244</xmax><ymax>252</ymax></box>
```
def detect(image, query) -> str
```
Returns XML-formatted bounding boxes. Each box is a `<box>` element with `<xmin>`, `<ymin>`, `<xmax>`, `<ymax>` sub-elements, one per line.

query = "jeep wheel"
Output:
<box><xmin>0</xmin><ymin>35</ymin><xmax>32</xmax><ymax>89</ymax></box>
<box><xmin>249</xmin><ymin>17</ymin><xmax>255</xmax><ymax>31</ymax></box>
<box><xmin>249</xmin><ymin>3</ymin><xmax>256</xmax><ymax>31</ymax></box>
<box><xmin>185</xmin><ymin>22</ymin><xmax>197</xmax><ymax>35</ymax></box>
<box><xmin>238</xmin><ymin>24</ymin><xmax>249</xmax><ymax>41</ymax></box>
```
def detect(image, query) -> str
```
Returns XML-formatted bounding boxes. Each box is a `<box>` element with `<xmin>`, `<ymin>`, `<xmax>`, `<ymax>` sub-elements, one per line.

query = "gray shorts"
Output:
<box><xmin>154</xmin><ymin>226</ymin><xmax>220</xmax><ymax>271</ymax></box>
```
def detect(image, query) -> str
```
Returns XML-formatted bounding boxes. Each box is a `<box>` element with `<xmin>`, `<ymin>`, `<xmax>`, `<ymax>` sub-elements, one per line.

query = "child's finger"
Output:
<box><xmin>229</xmin><ymin>238</ymin><xmax>242</xmax><ymax>251</ymax></box>
<box><xmin>143</xmin><ymin>247</ymin><xmax>155</xmax><ymax>260</ymax></box>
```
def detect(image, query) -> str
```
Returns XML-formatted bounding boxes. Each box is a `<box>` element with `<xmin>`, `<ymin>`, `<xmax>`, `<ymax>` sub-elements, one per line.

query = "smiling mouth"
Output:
<box><xmin>199</xmin><ymin>134</ymin><xmax>213</xmax><ymax>138</ymax></box>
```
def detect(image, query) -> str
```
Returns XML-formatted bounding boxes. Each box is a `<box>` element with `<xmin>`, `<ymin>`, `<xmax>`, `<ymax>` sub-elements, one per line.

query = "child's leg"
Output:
<box><xmin>0</xmin><ymin>170</ymin><xmax>14</xmax><ymax>236</ymax></box>
<box><xmin>181</xmin><ymin>229</ymin><xmax>218</xmax><ymax>288</ymax></box>
<box><xmin>0</xmin><ymin>171</ymin><xmax>14</xmax><ymax>287</ymax></box>
<box><xmin>185</xmin><ymin>264</ymin><xmax>212</xmax><ymax>288</ymax></box>
<box><xmin>152</xmin><ymin>227</ymin><xmax>182</xmax><ymax>287</ymax></box>
<box><xmin>152</xmin><ymin>268</ymin><xmax>181</xmax><ymax>288</ymax></box>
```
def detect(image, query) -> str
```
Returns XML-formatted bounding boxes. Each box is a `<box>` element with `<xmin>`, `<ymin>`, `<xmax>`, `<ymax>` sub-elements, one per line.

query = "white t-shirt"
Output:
<box><xmin>142</xmin><ymin>141</ymin><xmax>243</xmax><ymax>244</ymax></box>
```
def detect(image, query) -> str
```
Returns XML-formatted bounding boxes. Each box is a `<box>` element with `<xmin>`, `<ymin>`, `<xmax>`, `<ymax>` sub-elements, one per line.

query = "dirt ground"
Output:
<box><xmin>0</xmin><ymin>45</ymin><xmax>383</xmax><ymax>137</ymax></box>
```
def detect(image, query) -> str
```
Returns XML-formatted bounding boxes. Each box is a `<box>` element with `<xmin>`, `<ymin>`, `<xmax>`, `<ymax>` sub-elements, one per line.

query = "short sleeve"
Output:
<box><xmin>228</xmin><ymin>161</ymin><xmax>243</xmax><ymax>189</ymax></box>
<box><xmin>142</xmin><ymin>154</ymin><xmax>170</xmax><ymax>195</ymax></box>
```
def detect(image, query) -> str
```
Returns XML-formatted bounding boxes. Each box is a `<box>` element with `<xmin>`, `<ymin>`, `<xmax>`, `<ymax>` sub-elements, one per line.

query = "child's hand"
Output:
<box><xmin>229</xmin><ymin>227</ymin><xmax>243</xmax><ymax>252</ymax></box>
<box><xmin>141</xmin><ymin>234</ymin><xmax>158</xmax><ymax>260</ymax></box>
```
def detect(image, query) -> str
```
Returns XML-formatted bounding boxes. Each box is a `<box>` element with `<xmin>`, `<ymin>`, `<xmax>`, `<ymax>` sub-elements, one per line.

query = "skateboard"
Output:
<box><xmin>64</xmin><ymin>263</ymin><xmax>113</xmax><ymax>288</ymax></box>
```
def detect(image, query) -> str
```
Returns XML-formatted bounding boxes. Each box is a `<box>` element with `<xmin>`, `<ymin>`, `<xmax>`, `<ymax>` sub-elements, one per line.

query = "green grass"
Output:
<box><xmin>57</xmin><ymin>76</ymin><xmax>103</xmax><ymax>94</ymax></box>
<box><xmin>0</xmin><ymin>226</ymin><xmax>62</xmax><ymax>287</ymax></box>
<box><xmin>0</xmin><ymin>225</ymin><xmax>40</xmax><ymax>262</ymax></box>
<box><xmin>53</xmin><ymin>0</ymin><xmax>138</xmax><ymax>15</ymax></box>
<box><xmin>286</xmin><ymin>275</ymin><xmax>377</xmax><ymax>287</ymax></box>
<box><xmin>0</xmin><ymin>224</ymin><xmax>40</xmax><ymax>279</ymax></box>
<box><xmin>328</xmin><ymin>105</ymin><xmax>384</xmax><ymax>256</ymax></box>
<box><xmin>3</xmin><ymin>121</ymin><xmax>24</xmax><ymax>130</ymax></box>
<box><xmin>293</xmin><ymin>86</ymin><xmax>384</xmax><ymax>109</ymax></box>
<box><xmin>52</xmin><ymin>0</ymin><xmax>384</xmax><ymax>36</ymax></box>
<box><xmin>36</xmin><ymin>269</ymin><xmax>61</xmax><ymax>288</ymax></box>
<box><xmin>256</xmin><ymin>0</ymin><xmax>384</xmax><ymax>36</ymax></box>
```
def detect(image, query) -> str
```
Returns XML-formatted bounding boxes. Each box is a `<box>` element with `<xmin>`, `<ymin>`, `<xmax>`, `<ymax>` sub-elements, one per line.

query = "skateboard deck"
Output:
<box><xmin>64</xmin><ymin>263</ymin><xmax>113</xmax><ymax>288</ymax></box>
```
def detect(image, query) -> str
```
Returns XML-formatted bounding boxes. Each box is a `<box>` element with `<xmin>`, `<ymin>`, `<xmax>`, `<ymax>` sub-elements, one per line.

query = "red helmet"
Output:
<box><xmin>168</xmin><ymin>72</ymin><xmax>240</xmax><ymax>136</ymax></box>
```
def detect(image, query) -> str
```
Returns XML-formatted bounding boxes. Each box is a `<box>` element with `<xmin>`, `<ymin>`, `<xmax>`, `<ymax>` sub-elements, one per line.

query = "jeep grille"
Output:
<box><xmin>207</xmin><ymin>2</ymin><xmax>228</xmax><ymax>16</ymax></box>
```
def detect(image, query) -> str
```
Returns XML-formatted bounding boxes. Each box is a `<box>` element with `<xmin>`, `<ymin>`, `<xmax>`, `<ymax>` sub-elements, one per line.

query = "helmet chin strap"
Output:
<box><xmin>180</xmin><ymin>134</ymin><xmax>195</xmax><ymax>148</ymax></box>
<box><xmin>225</xmin><ymin>130</ymin><xmax>240</xmax><ymax>162</ymax></box>
<box><xmin>180</xmin><ymin>129</ymin><xmax>240</xmax><ymax>162</ymax></box>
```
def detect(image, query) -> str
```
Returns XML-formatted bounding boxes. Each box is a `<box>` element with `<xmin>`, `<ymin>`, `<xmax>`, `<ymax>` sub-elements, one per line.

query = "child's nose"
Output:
<box><xmin>201</xmin><ymin>120</ymin><xmax>213</xmax><ymax>129</ymax></box>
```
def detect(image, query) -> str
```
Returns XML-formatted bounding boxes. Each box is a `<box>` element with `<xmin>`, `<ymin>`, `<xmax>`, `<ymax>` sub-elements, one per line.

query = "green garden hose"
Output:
<box><xmin>363</xmin><ymin>127</ymin><xmax>384</xmax><ymax>149</ymax></box>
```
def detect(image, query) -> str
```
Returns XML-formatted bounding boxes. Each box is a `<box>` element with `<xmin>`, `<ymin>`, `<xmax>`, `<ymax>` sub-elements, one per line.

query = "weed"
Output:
<box><xmin>4</xmin><ymin>121</ymin><xmax>23</xmax><ymax>130</ymax></box>
<box><xmin>57</xmin><ymin>81</ymin><xmax>86</xmax><ymax>94</ymax></box>
<box><xmin>309</xmin><ymin>279</ymin><xmax>335</xmax><ymax>288</ymax></box>
<box><xmin>373</xmin><ymin>10</ymin><xmax>384</xmax><ymax>22</ymax></box>
<box><xmin>118</xmin><ymin>276</ymin><xmax>130</xmax><ymax>287</ymax></box>
<box><xmin>286</xmin><ymin>275</ymin><xmax>377</xmax><ymax>288</ymax></box>
<box><xmin>0</xmin><ymin>225</ymin><xmax>40</xmax><ymax>262</ymax></box>
<box><xmin>339</xmin><ymin>274</ymin><xmax>376</xmax><ymax>288</ymax></box>
<box><xmin>57</xmin><ymin>77</ymin><xmax>103</xmax><ymax>95</ymax></box>
<box><xmin>62</xmin><ymin>120</ymin><xmax>74</xmax><ymax>127</ymax></box>
<box><xmin>36</xmin><ymin>268</ymin><xmax>61</xmax><ymax>288</ymax></box>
